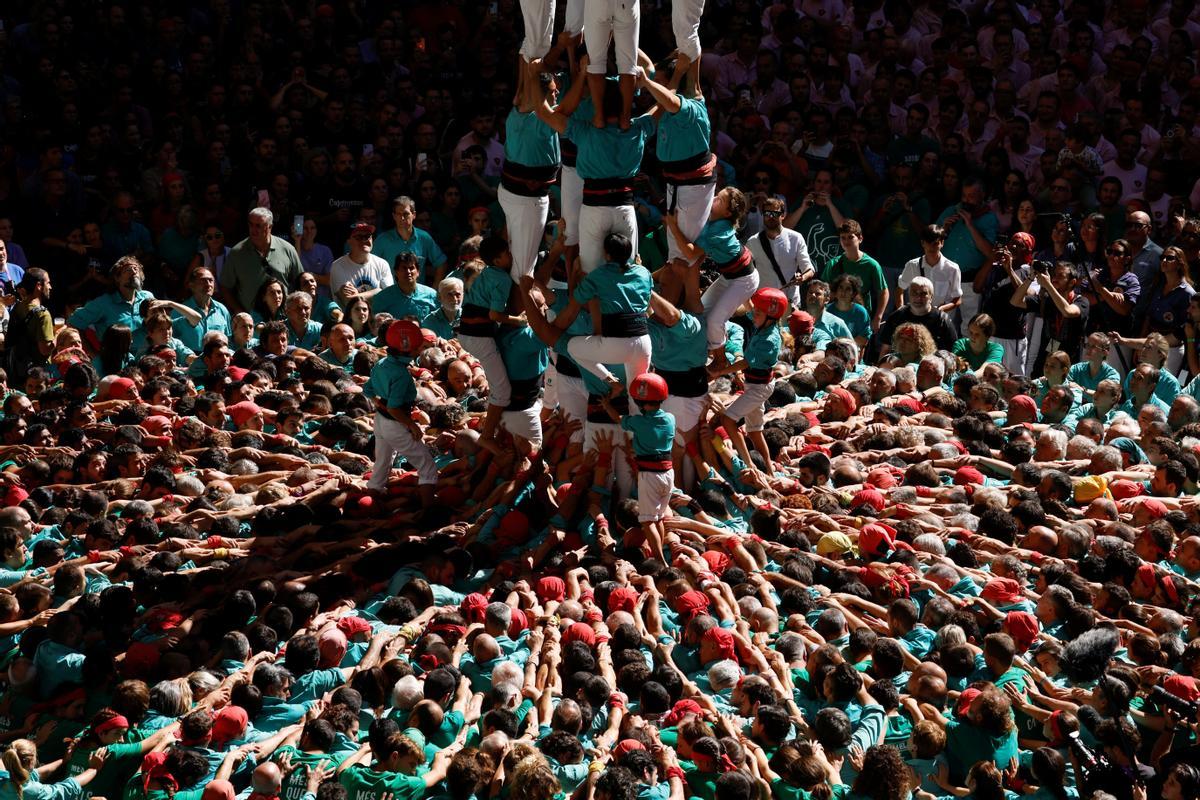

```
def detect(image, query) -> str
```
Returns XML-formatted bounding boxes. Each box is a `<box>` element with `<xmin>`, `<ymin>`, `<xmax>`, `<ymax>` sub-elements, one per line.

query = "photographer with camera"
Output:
<box><xmin>976</xmin><ymin>231</ymin><xmax>1034</xmax><ymax>376</ymax></box>
<box><xmin>1011</xmin><ymin>259</ymin><xmax>1088</xmax><ymax>377</ymax></box>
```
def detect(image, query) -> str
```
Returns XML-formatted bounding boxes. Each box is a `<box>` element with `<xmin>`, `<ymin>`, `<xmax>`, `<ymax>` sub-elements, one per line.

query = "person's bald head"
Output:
<box><xmin>556</xmin><ymin>600</ymin><xmax>584</xmax><ymax>621</ymax></box>
<box><xmin>1126</xmin><ymin>210</ymin><xmax>1152</xmax><ymax>246</ymax></box>
<box><xmin>1021</xmin><ymin>526</ymin><xmax>1058</xmax><ymax>554</ymax></box>
<box><xmin>251</xmin><ymin>762</ymin><xmax>282</xmax><ymax>794</ymax></box>
<box><xmin>479</xmin><ymin>732</ymin><xmax>510</xmax><ymax>763</ymax></box>
<box><xmin>1085</xmin><ymin>497</ymin><xmax>1120</xmax><ymax>521</ymax></box>
<box><xmin>607</xmin><ymin>610</ymin><xmax>635</xmax><ymax>630</ymax></box>
<box><xmin>472</xmin><ymin>633</ymin><xmax>500</xmax><ymax>662</ymax></box>
<box><xmin>751</xmin><ymin>607</ymin><xmax>778</xmax><ymax>633</ymax></box>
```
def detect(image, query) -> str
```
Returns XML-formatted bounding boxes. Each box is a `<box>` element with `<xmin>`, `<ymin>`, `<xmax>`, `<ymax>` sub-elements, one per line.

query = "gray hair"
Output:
<box><xmin>150</xmin><ymin>679</ymin><xmax>192</xmax><ymax>716</ymax></box>
<box><xmin>1091</xmin><ymin>446</ymin><xmax>1122</xmax><ymax>472</ymax></box>
<box><xmin>707</xmin><ymin>660</ymin><xmax>742</xmax><ymax>691</ymax></box>
<box><xmin>912</xmin><ymin>534</ymin><xmax>946</xmax><ymax>555</ymax></box>
<box><xmin>920</xmin><ymin>354</ymin><xmax>945</xmax><ymax>378</ymax></box>
<box><xmin>286</xmin><ymin>291</ymin><xmax>312</xmax><ymax>309</ymax></box>
<box><xmin>187</xmin><ymin>669</ymin><xmax>221</xmax><ymax>698</ymax></box>
<box><xmin>491</xmin><ymin>681</ymin><xmax>521</xmax><ymax>709</ymax></box>
<box><xmin>485</xmin><ymin>602</ymin><xmax>513</xmax><ymax>632</ymax></box>
<box><xmin>909</xmin><ymin>276</ymin><xmax>934</xmax><ymax>294</ymax></box>
<box><xmin>249</xmin><ymin>207</ymin><xmax>274</xmax><ymax>227</ymax></box>
<box><xmin>893</xmin><ymin>366</ymin><xmax>916</xmax><ymax>389</ymax></box>
<box><xmin>1038</xmin><ymin>429</ymin><xmax>1069</xmax><ymax>459</ymax></box>
<box><xmin>737</xmin><ymin>595</ymin><xmax>762</xmax><ymax>618</ymax></box>
<box><xmin>1066</xmin><ymin>435</ymin><xmax>1098</xmax><ymax>459</ymax></box>
<box><xmin>491</xmin><ymin>661</ymin><xmax>523</xmax><ymax>688</ymax></box>
<box><xmin>438</xmin><ymin>276</ymin><xmax>463</xmax><ymax>296</ymax></box>
<box><xmin>935</xmin><ymin>624</ymin><xmax>966</xmax><ymax>649</ymax></box>
<box><xmin>174</xmin><ymin>475</ymin><xmax>206</xmax><ymax>497</ymax></box>
<box><xmin>391</xmin><ymin>675</ymin><xmax>423</xmax><ymax>709</ymax></box>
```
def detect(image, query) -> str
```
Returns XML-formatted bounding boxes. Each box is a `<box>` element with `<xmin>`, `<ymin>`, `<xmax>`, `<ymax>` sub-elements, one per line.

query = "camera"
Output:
<box><xmin>1151</xmin><ymin>684</ymin><xmax>1200</xmax><ymax>719</ymax></box>
<box><xmin>1033</xmin><ymin>260</ymin><xmax>1052</xmax><ymax>274</ymax></box>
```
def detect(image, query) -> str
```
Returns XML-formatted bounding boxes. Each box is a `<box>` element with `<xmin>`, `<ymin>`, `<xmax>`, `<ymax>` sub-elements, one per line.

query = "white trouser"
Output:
<box><xmin>702</xmin><ymin>271</ymin><xmax>760</xmax><ymax>349</ymax></box>
<box><xmin>638</xmin><ymin>469</ymin><xmax>674</xmax><ymax>521</ymax></box>
<box><xmin>565</xmin><ymin>0</ymin><xmax>585</xmax><ymax>35</ymax></box>
<box><xmin>503</xmin><ymin>400</ymin><xmax>544</xmax><ymax>448</ymax></box>
<box><xmin>584</xmin><ymin>0</ymin><xmax>641</xmax><ymax>74</ymax></box>
<box><xmin>459</xmin><ymin>333</ymin><xmax>512</xmax><ymax>406</ymax></box>
<box><xmin>370</xmin><ymin>414</ymin><xmax>438</xmax><ymax>491</ymax></box>
<box><xmin>725</xmin><ymin>380</ymin><xmax>773</xmax><ymax>432</ymax></box>
<box><xmin>555</xmin><ymin>369</ymin><xmax>589</xmax><ymax>441</ymax></box>
<box><xmin>580</xmin><ymin>203</ymin><xmax>638</xmax><ymax>273</ymax></box>
<box><xmin>567</xmin><ymin>333</ymin><xmax>652</xmax><ymax>387</ymax></box>
<box><xmin>519</xmin><ymin>0</ymin><xmax>556</xmax><ymax>60</ymax></box>
<box><xmin>499</xmin><ymin>186</ymin><xmax>550</xmax><ymax>281</ymax></box>
<box><xmin>585</xmin><ymin>419</ymin><xmax>633</xmax><ymax>498</ymax></box>
<box><xmin>957</xmin><ymin>284</ymin><xmax>981</xmax><ymax>330</ymax></box>
<box><xmin>671</xmin><ymin>0</ymin><xmax>705</xmax><ymax>61</ymax></box>
<box><xmin>561</xmin><ymin>166</ymin><xmax>584</xmax><ymax>247</ymax></box>
<box><xmin>665</xmin><ymin>182</ymin><xmax>715</xmax><ymax>262</ymax></box>
<box><xmin>663</xmin><ymin>393</ymin><xmax>706</xmax><ymax>443</ymax></box>
<box><xmin>993</xmin><ymin>337</ymin><xmax>1028</xmax><ymax>377</ymax></box>
<box><xmin>1168</xmin><ymin>344</ymin><xmax>1185</xmax><ymax>378</ymax></box>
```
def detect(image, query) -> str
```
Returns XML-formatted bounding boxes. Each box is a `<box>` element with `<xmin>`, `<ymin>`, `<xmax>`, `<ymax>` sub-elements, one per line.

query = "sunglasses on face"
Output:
<box><xmin>1107</xmin><ymin>248</ymin><xmax>1128</xmax><ymax>256</ymax></box>
<box><xmin>762</xmin><ymin>210</ymin><xmax>782</xmax><ymax>218</ymax></box>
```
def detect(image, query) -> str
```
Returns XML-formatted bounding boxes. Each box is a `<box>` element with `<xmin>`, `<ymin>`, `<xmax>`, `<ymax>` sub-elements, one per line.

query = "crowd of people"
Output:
<box><xmin>3</xmin><ymin>1</ymin><xmax>1200</xmax><ymax>800</ymax></box>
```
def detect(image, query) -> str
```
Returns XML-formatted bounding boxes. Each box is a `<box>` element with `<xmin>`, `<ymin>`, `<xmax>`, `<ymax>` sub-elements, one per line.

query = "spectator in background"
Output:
<box><xmin>936</xmin><ymin>176</ymin><xmax>997</xmax><ymax>324</ymax></box>
<box><xmin>897</xmin><ymin>224</ymin><xmax>961</xmax><ymax>315</ymax></box>
<box><xmin>220</xmin><ymin>208</ymin><xmax>303</xmax><ymax>316</ymax></box>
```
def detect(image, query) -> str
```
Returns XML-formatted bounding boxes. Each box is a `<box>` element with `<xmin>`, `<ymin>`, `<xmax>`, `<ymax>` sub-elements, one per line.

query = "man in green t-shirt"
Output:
<box><xmin>820</xmin><ymin>220</ymin><xmax>889</xmax><ymax>330</ymax></box>
<box><xmin>338</xmin><ymin>727</ymin><xmax>464</xmax><ymax>800</ymax></box>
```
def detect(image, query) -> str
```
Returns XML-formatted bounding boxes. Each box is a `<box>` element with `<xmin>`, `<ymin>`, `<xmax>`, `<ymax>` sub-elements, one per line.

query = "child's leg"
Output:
<box><xmin>613</xmin><ymin>0</ymin><xmax>640</xmax><ymax>128</ymax></box>
<box><xmin>671</xmin><ymin>0</ymin><xmax>703</xmax><ymax>63</ymax></box>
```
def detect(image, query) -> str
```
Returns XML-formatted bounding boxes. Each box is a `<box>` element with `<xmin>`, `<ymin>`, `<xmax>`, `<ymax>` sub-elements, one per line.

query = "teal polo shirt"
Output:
<box><xmin>68</xmin><ymin>290</ymin><xmax>155</xmax><ymax>337</ymax></box>
<box><xmin>373</xmin><ymin>283</ymin><xmax>438</xmax><ymax>322</ymax></box>
<box><xmin>373</xmin><ymin>228</ymin><xmax>447</xmax><ymax>284</ymax></box>
<box><xmin>173</xmin><ymin>297</ymin><xmax>233</xmax><ymax>353</ymax></box>
<box><xmin>287</xmin><ymin>320</ymin><xmax>323</xmax><ymax>350</ymax></box>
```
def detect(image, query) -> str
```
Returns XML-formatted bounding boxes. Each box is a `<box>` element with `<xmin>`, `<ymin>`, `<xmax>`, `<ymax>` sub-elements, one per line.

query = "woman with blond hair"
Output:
<box><xmin>1</xmin><ymin>739</ymin><xmax>107</xmax><ymax>800</ymax></box>
<box><xmin>884</xmin><ymin>322</ymin><xmax>936</xmax><ymax>367</ymax></box>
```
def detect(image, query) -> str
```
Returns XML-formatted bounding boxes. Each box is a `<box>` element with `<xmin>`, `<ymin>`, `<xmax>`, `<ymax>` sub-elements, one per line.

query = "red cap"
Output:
<box><xmin>109</xmin><ymin>377</ymin><xmax>138</xmax><ymax>400</ymax></box>
<box><xmin>495</xmin><ymin>510</ymin><xmax>531</xmax><ymax>547</ymax></box>
<box><xmin>788</xmin><ymin>309</ymin><xmax>815</xmax><ymax>336</ymax></box>
<box><xmin>1109</xmin><ymin>479</ymin><xmax>1146</xmax><ymax>500</ymax></box>
<box><xmin>827</xmin><ymin>386</ymin><xmax>858</xmax><ymax>415</ymax></box>
<box><xmin>607</xmin><ymin>586</ymin><xmax>639</xmax><ymax>614</ymax></box>
<box><xmin>460</xmin><ymin>592</ymin><xmax>489</xmax><ymax>623</ymax></box>
<box><xmin>4</xmin><ymin>485</ymin><xmax>29</xmax><ymax>507</ymax></box>
<box><xmin>211</xmin><ymin>706</ymin><xmax>248</xmax><ymax>749</ymax></box>
<box><xmin>1004</xmin><ymin>611</ymin><xmax>1040</xmax><ymax>652</ymax></box>
<box><xmin>701</xmin><ymin>550</ymin><xmax>731</xmax><ymax>576</ymax></box>
<box><xmin>981</xmin><ymin>578</ymin><xmax>1024</xmax><ymax>606</ymax></box>
<box><xmin>674</xmin><ymin>589</ymin><xmax>711</xmax><ymax>620</ymax></box>
<box><xmin>1163</xmin><ymin>675</ymin><xmax>1200</xmax><ymax>703</ymax></box>
<box><xmin>227</xmin><ymin>401</ymin><xmax>262</xmax><ymax>428</ymax></box>
<box><xmin>142</xmin><ymin>415</ymin><xmax>173</xmax><ymax>436</ymax></box>
<box><xmin>1141</xmin><ymin>498</ymin><xmax>1169</xmax><ymax>519</ymax></box>
<box><xmin>956</xmin><ymin>687</ymin><xmax>982</xmax><ymax>717</ymax></box>
<box><xmin>336</xmin><ymin>615</ymin><xmax>373</xmax><ymax>639</ymax></box>
<box><xmin>702</xmin><ymin>627</ymin><xmax>737</xmax><ymax>661</ymax></box>
<box><xmin>536</xmin><ymin>576</ymin><xmax>566</xmax><ymax>602</ymax></box>
<box><xmin>227</xmin><ymin>366</ymin><xmax>250</xmax><ymax>382</ymax></box>
<box><xmin>351</xmin><ymin>222</ymin><xmax>376</xmax><ymax>236</ymax></box>
<box><xmin>866</xmin><ymin>467</ymin><xmax>898</xmax><ymax>489</ymax></box>
<box><xmin>852</xmin><ymin>488</ymin><xmax>886</xmax><ymax>512</ymax></box>
<box><xmin>858</xmin><ymin>522</ymin><xmax>897</xmax><ymax>557</ymax></box>
<box><xmin>123</xmin><ymin>642</ymin><xmax>161</xmax><ymax>679</ymax></box>
<box><xmin>954</xmin><ymin>466</ymin><xmax>985</xmax><ymax>486</ymax></box>
<box><xmin>563</xmin><ymin>621</ymin><xmax>596</xmax><ymax>647</ymax></box>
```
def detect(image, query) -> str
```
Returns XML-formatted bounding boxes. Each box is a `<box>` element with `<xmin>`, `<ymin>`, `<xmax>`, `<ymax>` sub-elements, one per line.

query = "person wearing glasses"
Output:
<box><xmin>1125</xmin><ymin>211</ymin><xmax>1163</xmax><ymax>308</ymax></box>
<box><xmin>172</xmin><ymin>267</ymin><xmax>232</xmax><ymax>355</ymax></box>
<box><xmin>1081</xmin><ymin>239</ymin><xmax>1141</xmax><ymax>373</ymax></box>
<box><xmin>191</xmin><ymin>225</ymin><xmax>230</xmax><ymax>285</ymax></box>
<box><xmin>746</xmin><ymin>196</ymin><xmax>813</xmax><ymax>307</ymax></box>
<box><xmin>330</xmin><ymin>222</ymin><xmax>394</xmax><ymax>308</ymax></box>
<box><xmin>220</xmin><ymin>207</ymin><xmax>303</xmax><ymax>317</ymax></box>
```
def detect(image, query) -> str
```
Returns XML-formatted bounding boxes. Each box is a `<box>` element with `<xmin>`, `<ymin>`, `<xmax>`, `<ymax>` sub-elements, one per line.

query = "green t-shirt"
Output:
<box><xmin>275</xmin><ymin>746</ymin><xmax>347</xmax><ymax>800</ymax></box>
<box><xmin>952</xmin><ymin>338</ymin><xmax>1004</xmax><ymax>370</ymax></box>
<box><xmin>340</xmin><ymin>764</ymin><xmax>427</xmax><ymax>800</ymax></box>
<box><xmin>822</xmin><ymin>253</ymin><xmax>887</xmax><ymax>317</ymax></box>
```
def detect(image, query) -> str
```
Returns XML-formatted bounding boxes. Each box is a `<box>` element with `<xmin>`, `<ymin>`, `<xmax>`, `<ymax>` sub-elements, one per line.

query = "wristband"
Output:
<box><xmin>665</xmin><ymin>766</ymin><xmax>686</xmax><ymax>782</ymax></box>
<box><xmin>589</xmin><ymin>761</ymin><xmax>605</xmax><ymax>774</ymax></box>
<box><xmin>206</xmin><ymin>536</ymin><xmax>226</xmax><ymax>549</ymax></box>
<box><xmin>214</xmin><ymin>548</ymin><xmax>229</xmax><ymax>559</ymax></box>
<box><xmin>87</xmin><ymin>550</ymin><xmax>102</xmax><ymax>564</ymax></box>
<box><xmin>609</xmin><ymin>691</ymin><xmax>628</xmax><ymax>708</ymax></box>
<box><xmin>398</xmin><ymin>625</ymin><xmax>418</xmax><ymax>640</ymax></box>
<box><xmin>685</xmin><ymin>440</ymin><xmax>701</xmax><ymax>458</ymax></box>
<box><xmin>119</xmin><ymin>546</ymin><xmax>135</xmax><ymax>559</ymax></box>
<box><xmin>916</xmin><ymin>486</ymin><xmax>933</xmax><ymax>497</ymax></box>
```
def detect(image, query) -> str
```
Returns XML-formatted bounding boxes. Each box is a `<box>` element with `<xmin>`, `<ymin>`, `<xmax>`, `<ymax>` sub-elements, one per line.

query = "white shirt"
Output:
<box><xmin>747</xmin><ymin>227</ymin><xmax>813</xmax><ymax>305</ymax></box>
<box><xmin>1102</xmin><ymin>160</ymin><xmax>1148</xmax><ymax>202</ymax></box>
<box><xmin>330</xmin><ymin>253</ymin><xmax>394</xmax><ymax>296</ymax></box>
<box><xmin>899</xmin><ymin>254</ymin><xmax>963</xmax><ymax>307</ymax></box>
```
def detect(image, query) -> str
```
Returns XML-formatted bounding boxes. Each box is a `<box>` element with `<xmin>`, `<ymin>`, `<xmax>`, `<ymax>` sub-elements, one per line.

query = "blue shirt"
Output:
<box><xmin>505</xmin><ymin>108</ymin><xmax>560</xmax><ymax>167</ymax></box>
<box><xmin>656</xmin><ymin>97</ymin><xmax>711</xmax><ymax>163</ymax></box>
<box><xmin>499</xmin><ymin>326</ymin><xmax>549</xmax><ymax>382</ymax></box>
<box><xmin>464</xmin><ymin>266</ymin><xmax>512</xmax><ymax>313</ymax></box>
<box><xmin>173</xmin><ymin>297</ymin><xmax>232</xmax><ymax>353</ymax></box>
<box><xmin>68</xmin><ymin>290</ymin><xmax>155</xmax><ymax>337</ymax></box>
<box><xmin>255</xmin><ymin>695</ymin><xmax>315</xmax><ymax>733</ymax></box>
<box><xmin>373</xmin><ymin>228</ymin><xmax>446</xmax><ymax>283</ymax></box>
<box><xmin>422</xmin><ymin>307</ymin><xmax>459</xmax><ymax>340</ymax></box>
<box><xmin>622</xmin><ymin>409</ymin><xmax>676</xmax><ymax>456</ymax></box>
<box><xmin>826</xmin><ymin>302</ymin><xmax>872</xmax><ymax>339</ymax></box>
<box><xmin>1067</xmin><ymin>360</ymin><xmax>1120</xmax><ymax>393</ymax></box>
<box><xmin>34</xmin><ymin>639</ymin><xmax>86</xmax><ymax>697</ymax></box>
<box><xmin>935</xmin><ymin>205</ymin><xmax>998</xmax><ymax>279</ymax></box>
<box><xmin>745</xmin><ymin>323</ymin><xmax>782</xmax><ymax>370</ymax></box>
<box><xmin>365</xmin><ymin>355</ymin><xmax>417</xmax><ymax>410</ymax></box>
<box><xmin>566</xmin><ymin>115</ymin><xmax>656</xmax><ymax>180</ymax></box>
<box><xmin>373</xmin><ymin>283</ymin><xmax>439</xmax><ymax>322</ymax></box>
<box><xmin>694</xmin><ymin>219</ymin><xmax>742</xmax><ymax>264</ymax></box>
<box><xmin>650</xmin><ymin>312</ymin><xmax>708</xmax><ymax>372</ymax></box>
<box><xmin>813</xmin><ymin>311</ymin><xmax>853</xmax><ymax>350</ymax></box>
<box><xmin>287</xmin><ymin>320</ymin><xmax>323</xmax><ymax>351</ymax></box>
<box><xmin>574</xmin><ymin>263</ymin><xmax>652</xmax><ymax>315</ymax></box>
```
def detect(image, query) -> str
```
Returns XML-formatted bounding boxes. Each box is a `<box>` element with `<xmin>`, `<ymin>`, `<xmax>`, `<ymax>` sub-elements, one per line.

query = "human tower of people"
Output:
<box><xmin>3</xmin><ymin>3</ymin><xmax>1200</xmax><ymax>800</ymax></box>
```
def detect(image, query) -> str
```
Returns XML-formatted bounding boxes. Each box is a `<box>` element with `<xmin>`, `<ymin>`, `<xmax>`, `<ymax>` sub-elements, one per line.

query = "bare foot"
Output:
<box><xmin>606</xmin><ymin>377</ymin><xmax>625</xmax><ymax>398</ymax></box>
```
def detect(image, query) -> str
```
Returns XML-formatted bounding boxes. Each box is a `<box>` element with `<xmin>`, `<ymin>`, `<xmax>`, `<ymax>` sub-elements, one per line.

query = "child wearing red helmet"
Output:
<box><xmin>364</xmin><ymin>319</ymin><xmax>437</xmax><ymax>509</ymax></box>
<box><xmin>709</xmin><ymin>287</ymin><xmax>786</xmax><ymax>475</ymax></box>
<box><xmin>600</xmin><ymin>372</ymin><xmax>675</xmax><ymax>562</ymax></box>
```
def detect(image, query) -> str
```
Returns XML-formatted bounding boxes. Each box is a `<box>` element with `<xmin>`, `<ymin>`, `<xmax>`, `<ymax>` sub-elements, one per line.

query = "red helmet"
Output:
<box><xmin>750</xmin><ymin>287</ymin><xmax>789</xmax><ymax>319</ymax></box>
<box><xmin>630</xmin><ymin>372</ymin><xmax>669</xmax><ymax>403</ymax></box>
<box><xmin>385</xmin><ymin>320</ymin><xmax>423</xmax><ymax>354</ymax></box>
